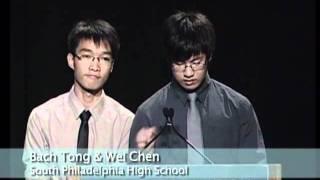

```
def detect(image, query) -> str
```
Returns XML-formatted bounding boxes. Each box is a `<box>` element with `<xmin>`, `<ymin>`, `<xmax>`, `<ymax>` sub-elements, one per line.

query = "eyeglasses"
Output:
<box><xmin>172</xmin><ymin>57</ymin><xmax>207</xmax><ymax>72</ymax></box>
<box><xmin>74</xmin><ymin>54</ymin><xmax>113</xmax><ymax>64</ymax></box>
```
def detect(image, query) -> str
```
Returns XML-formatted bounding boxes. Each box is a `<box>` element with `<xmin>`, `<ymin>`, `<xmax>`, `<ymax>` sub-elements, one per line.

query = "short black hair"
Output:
<box><xmin>163</xmin><ymin>11</ymin><xmax>216</xmax><ymax>63</ymax></box>
<box><xmin>67</xmin><ymin>19</ymin><xmax>120</xmax><ymax>61</ymax></box>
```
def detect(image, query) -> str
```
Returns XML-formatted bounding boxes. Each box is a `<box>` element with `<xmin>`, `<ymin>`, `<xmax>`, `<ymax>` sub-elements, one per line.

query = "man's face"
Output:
<box><xmin>171</xmin><ymin>53</ymin><xmax>207</xmax><ymax>91</ymax></box>
<box><xmin>67</xmin><ymin>39</ymin><xmax>113</xmax><ymax>93</ymax></box>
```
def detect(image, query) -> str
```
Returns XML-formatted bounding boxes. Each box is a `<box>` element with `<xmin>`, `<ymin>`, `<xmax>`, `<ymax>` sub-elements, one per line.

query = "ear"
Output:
<box><xmin>67</xmin><ymin>53</ymin><xmax>75</xmax><ymax>70</ymax></box>
<box><xmin>110</xmin><ymin>61</ymin><xmax>114</xmax><ymax>73</ymax></box>
<box><xmin>208</xmin><ymin>54</ymin><xmax>214</xmax><ymax>62</ymax></box>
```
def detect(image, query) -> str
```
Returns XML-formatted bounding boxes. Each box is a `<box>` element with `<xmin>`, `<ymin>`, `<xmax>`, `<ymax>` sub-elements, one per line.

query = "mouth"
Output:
<box><xmin>183</xmin><ymin>79</ymin><xmax>196</xmax><ymax>86</ymax></box>
<box><xmin>85</xmin><ymin>74</ymin><xmax>100</xmax><ymax>80</ymax></box>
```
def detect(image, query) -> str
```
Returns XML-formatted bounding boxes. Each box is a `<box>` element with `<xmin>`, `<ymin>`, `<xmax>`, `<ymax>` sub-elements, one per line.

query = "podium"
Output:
<box><xmin>173</xmin><ymin>163</ymin><xmax>282</xmax><ymax>179</ymax></box>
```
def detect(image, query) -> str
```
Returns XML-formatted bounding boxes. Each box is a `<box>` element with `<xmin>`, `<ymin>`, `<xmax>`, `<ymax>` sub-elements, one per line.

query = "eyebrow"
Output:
<box><xmin>189</xmin><ymin>56</ymin><xmax>204</xmax><ymax>61</ymax></box>
<box><xmin>78</xmin><ymin>48</ymin><xmax>112</xmax><ymax>55</ymax></box>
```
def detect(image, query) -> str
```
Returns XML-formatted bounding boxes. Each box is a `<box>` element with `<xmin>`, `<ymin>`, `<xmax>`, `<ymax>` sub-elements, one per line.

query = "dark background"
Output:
<box><xmin>10</xmin><ymin>0</ymin><xmax>316</xmax><ymax>148</ymax></box>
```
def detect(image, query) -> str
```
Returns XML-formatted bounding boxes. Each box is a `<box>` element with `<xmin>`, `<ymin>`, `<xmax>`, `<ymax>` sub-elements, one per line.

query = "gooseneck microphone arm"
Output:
<box><xmin>143</xmin><ymin>107</ymin><xmax>214</xmax><ymax>164</ymax></box>
<box><xmin>162</xmin><ymin>108</ymin><xmax>214</xmax><ymax>164</ymax></box>
<box><xmin>143</xmin><ymin>108</ymin><xmax>175</xmax><ymax>149</ymax></box>
<box><xmin>142</xmin><ymin>108</ymin><xmax>176</xmax><ymax>150</ymax></box>
<box><xmin>142</xmin><ymin>124</ymin><xmax>168</xmax><ymax>150</ymax></box>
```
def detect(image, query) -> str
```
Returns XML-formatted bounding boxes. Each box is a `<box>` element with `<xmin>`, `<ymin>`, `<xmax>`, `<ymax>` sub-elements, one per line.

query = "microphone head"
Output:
<box><xmin>162</xmin><ymin>107</ymin><xmax>169</xmax><ymax>118</ymax></box>
<box><xmin>168</xmin><ymin>108</ymin><xmax>174</xmax><ymax>118</ymax></box>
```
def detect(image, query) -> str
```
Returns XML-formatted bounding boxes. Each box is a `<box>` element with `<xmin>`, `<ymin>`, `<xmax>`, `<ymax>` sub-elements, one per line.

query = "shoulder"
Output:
<box><xmin>29</xmin><ymin>92</ymin><xmax>69</xmax><ymax>119</ymax></box>
<box><xmin>103</xmin><ymin>95</ymin><xmax>134</xmax><ymax>121</ymax></box>
<box><xmin>27</xmin><ymin>92</ymin><xmax>69</xmax><ymax>128</ymax></box>
<box><xmin>210</xmin><ymin>79</ymin><xmax>252</xmax><ymax>109</ymax></box>
<box><xmin>137</xmin><ymin>83</ymin><xmax>171</xmax><ymax>113</ymax></box>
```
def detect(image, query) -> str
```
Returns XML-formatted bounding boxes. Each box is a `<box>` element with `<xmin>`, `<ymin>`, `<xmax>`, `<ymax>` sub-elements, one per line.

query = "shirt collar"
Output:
<box><xmin>68</xmin><ymin>85</ymin><xmax>105</xmax><ymax>121</ymax></box>
<box><xmin>171</xmin><ymin>73</ymin><xmax>210</xmax><ymax>106</ymax></box>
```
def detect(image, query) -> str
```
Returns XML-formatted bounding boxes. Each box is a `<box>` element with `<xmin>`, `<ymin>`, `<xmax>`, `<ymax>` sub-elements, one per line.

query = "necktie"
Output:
<box><xmin>187</xmin><ymin>93</ymin><xmax>204</xmax><ymax>164</ymax></box>
<box><xmin>77</xmin><ymin>110</ymin><xmax>91</xmax><ymax>153</ymax></box>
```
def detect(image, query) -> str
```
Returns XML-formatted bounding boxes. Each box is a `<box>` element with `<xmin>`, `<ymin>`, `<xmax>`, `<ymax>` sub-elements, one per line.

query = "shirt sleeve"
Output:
<box><xmin>23</xmin><ymin>109</ymin><xmax>51</xmax><ymax>179</ymax></box>
<box><xmin>238</xmin><ymin>99</ymin><xmax>267</xmax><ymax>163</ymax></box>
<box><xmin>23</xmin><ymin>109</ymin><xmax>49</xmax><ymax>149</ymax></box>
<box><xmin>118</xmin><ymin>112</ymin><xmax>134</xmax><ymax>149</ymax></box>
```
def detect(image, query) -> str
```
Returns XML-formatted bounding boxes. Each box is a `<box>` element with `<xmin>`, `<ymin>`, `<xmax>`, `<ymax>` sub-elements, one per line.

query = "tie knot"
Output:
<box><xmin>80</xmin><ymin>110</ymin><xmax>91</xmax><ymax>122</ymax></box>
<box><xmin>188</xmin><ymin>93</ymin><xmax>197</xmax><ymax>102</ymax></box>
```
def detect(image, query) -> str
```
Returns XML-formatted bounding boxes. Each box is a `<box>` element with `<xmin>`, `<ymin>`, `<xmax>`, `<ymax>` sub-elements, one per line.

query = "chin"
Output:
<box><xmin>182</xmin><ymin>85</ymin><xmax>199</xmax><ymax>92</ymax></box>
<box><xmin>83</xmin><ymin>84</ymin><xmax>103</xmax><ymax>92</ymax></box>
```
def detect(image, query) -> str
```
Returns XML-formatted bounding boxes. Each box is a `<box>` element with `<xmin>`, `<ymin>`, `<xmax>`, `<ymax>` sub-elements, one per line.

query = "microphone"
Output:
<box><xmin>144</xmin><ymin>107</ymin><xmax>214</xmax><ymax>164</ymax></box>
<box><xmin>162</xmin><ymin>107</ymin><xmax>173</xmax><ymax>126</ymax></box>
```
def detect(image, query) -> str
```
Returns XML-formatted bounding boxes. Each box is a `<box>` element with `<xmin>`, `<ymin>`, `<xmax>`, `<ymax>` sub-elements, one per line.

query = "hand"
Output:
<box><xmin>66</xmin><ymin>176</ymin><xmax>80</xmax><ymax>180</ymax></box>
<box><xmin>136</xmin><ymin>127</ymin><xmax>157</xmax><ymax>149</ymax></box>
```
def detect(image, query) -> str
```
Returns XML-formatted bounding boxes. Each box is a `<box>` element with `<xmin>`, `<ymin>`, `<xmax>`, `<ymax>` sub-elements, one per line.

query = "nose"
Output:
<box><xmin>89</xmin><ymin>57</ymin><xmax>100</xmax><ymax>71</ymax></box>
<box><xmin>183</xmin><ymin>65</ymin><xmax>194</xmax><ymax>78</ymax></box>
